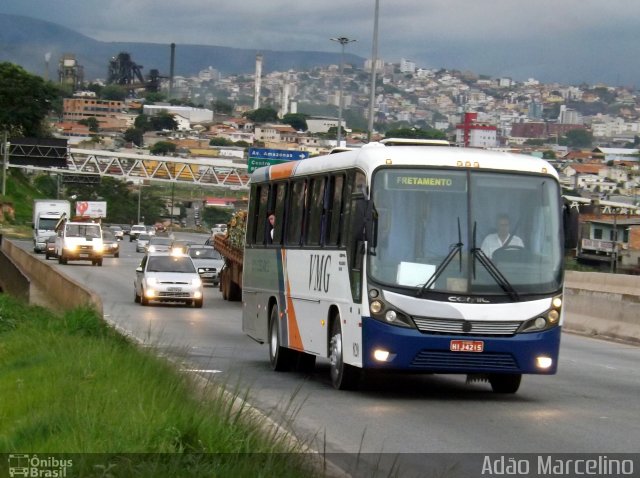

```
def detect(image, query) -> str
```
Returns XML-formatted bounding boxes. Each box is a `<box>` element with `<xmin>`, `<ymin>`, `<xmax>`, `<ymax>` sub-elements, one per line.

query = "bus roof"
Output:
<box><xmin>250</xmin><ymin>142</ymin><xmax>559</xmax><ymax>183</ymax></box>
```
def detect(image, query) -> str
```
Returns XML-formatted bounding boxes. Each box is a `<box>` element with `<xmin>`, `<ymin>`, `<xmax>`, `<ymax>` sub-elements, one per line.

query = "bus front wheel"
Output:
<box><xmin>489</xmin><ymin>373</ymin><xmax>522</xmax><ymax>393</ymax></box>
<box><xmin>329</xmin><ymin>317</ymin><xmax>360</xmax><ymax>390</ymax></box>
<box><xmin>269</xmin><ymin>306</ymin><xmax>294</xmax><ymax>371</ymax></box>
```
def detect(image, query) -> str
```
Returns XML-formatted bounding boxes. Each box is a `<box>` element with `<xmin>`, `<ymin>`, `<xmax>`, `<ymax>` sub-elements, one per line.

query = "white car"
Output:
<box><xmin>186</xmin><ymin>245</ymin><xmax>224</xmax><ymax>286</ymax></box>
<box><xmin>134</xmin><ymin>252</ymin><xmax>204</xmax><ymax>307</ymax></box>
<box><xmin>129</xmin><ymin>224</ymin><xmax>147</xmax><ymax>241</ymax></box>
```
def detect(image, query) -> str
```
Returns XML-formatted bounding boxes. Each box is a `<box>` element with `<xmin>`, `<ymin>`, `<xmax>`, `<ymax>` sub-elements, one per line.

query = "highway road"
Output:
<box><xmin>20</xmin><ymin>235</ymin><xmax>640</xmax><ymax>477</ymax></box>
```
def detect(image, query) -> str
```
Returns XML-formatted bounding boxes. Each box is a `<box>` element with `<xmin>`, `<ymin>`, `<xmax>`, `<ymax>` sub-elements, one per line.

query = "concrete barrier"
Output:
<box><xmin>0</xmin><ymin>236</ymin><xmax>30</xmax><ymax>302</ymax></box>
<box><xmin>0</xmin><ymin>238</ymin><xmax>103</xmax><ymax>315</ymax></box>
<box><xmin>564</xmin><ymin>271</ymin><xmax>640</xmax><ymax>344</ymax></box>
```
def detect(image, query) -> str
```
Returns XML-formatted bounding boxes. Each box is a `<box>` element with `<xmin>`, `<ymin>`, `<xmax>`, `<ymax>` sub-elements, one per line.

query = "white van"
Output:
<box><xmin>55</xmin><ymin>220</ymin><xmax>104</xmax><ymax>266</ymax></box>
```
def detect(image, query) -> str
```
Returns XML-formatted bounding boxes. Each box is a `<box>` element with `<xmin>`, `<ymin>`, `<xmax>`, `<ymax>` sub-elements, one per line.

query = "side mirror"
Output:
<box><xmin>135</xmin><ymin>266</ymin><xmax>143</xmax><ymax>272</ymax></box>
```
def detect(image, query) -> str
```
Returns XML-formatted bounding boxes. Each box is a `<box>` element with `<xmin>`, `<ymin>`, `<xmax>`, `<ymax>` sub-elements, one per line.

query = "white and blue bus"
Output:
<box><xmin>242</xmin><ymin>140</ymin><xmax>564</xmax><ymax>393</ymax></box>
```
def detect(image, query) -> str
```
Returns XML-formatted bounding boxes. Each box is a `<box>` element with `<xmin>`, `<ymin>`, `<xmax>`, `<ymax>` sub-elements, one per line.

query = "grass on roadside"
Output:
<box><xmin>0</xmin><ymin>294</ymin><xmax>319</xmax><ymax>477</ymax></box>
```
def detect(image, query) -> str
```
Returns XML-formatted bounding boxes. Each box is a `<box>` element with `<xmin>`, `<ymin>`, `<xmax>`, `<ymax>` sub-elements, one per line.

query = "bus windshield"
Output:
<box><xmin>369</xmin><ymin>168</ymin><xmax>563</xmax><ymax>296</ymax></box>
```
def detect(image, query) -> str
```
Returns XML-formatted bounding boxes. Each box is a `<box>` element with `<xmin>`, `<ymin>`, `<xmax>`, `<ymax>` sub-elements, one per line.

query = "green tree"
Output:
<box><xmin>209</xmin><ymin>137</ymin><xmax>234</xmax><ymax>146</ymax></box>
<box><xmin>123</xmin><ymin>128</ymin><xmax>144</xmax><ymax>147</ymax></box>
<box><xmin>134</xmin><ymin>114</ymin><xmax>151</xmax><ymax>131</ymax></box>
<box><xmin>565</xmin><ymin>129</ymin><xmax>593</xmax><ymax>148</ymax></box>
<box><xmin>149</xmin><ymin>112</ymin><xmax>178</xmax><ymax>131</ymax></box>
<box><xmin>524</xmin><ymin>139</ymin><xmax>544</xmax><ymax>146</ymax></box>
<box><xmin>144</xmin><ymin>92</ymin><xmax>166</xmax><ymax>103</ymax></box>
<box><xmin>212</xmin><ymin>100</ymin><xmax>233</xmax><ymax>115</ymax></box>
<box><xmin>150</xmin><ymin>141</ymin><xmax>177</xmax><ymax>156</ymax></box>
<box><xmin>0</xmin><ymin>62</ymin><xmax>60</xmax><ymax>137</ymax></box>
<box><xmin>244</xmin><ymin>107</ymin><xmax>279</xmax><ymax>123</ymax></box>
<box><xmin>101</xmin><ymin>84</ymin><xmax>128</xmax><ymax>101</ymax></box>
<box><xmin>542</xmin><ymin>150</ymin><xmax>557</xmax><ymax>159</ymax></box>
<box><xmin>33</xmin><ymin>173</ymin><xmax>58</xmax><ymax>198</ymax></box>
<box><xmin>282</xmin><ymin>113</ymin><xmax>308</xmax><ymax>131</ymax></box>
<box><xmin>78</xmin><ymin>116</ymin><xmax>100</xmax><ymax>132</ymax></box>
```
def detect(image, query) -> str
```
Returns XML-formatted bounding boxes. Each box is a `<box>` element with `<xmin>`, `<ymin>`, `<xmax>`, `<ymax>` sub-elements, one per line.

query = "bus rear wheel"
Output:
<box><xmin>329</xmin><ymin>317</ymin><xmax>360</xmax><ymax>390</ymax></box>
<box><xmin>269</xmin><ymin>306</ymin><xmax>294</xmax><ymax>371</ymax></box>
<box><xmin>489</xmin><ymin>373</ymin><xmax>522</xmax><ymax>393</ymax></box>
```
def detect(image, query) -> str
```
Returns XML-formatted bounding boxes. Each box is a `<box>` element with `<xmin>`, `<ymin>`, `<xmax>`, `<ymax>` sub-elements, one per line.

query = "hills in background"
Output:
<box><xmin>0</xmin><ymin>14</ymin><xmax>364</xmax><ymax>81</ymax></box>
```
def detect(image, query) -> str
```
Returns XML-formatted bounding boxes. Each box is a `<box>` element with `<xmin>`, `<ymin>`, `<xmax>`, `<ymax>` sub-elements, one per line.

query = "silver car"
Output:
<box><xmin>134</xmin><ymin>252</ymin><xmax>204</xmax><ymax>307</ymax></box>
<box><xmin>136</xmin><ymin>233</ymin><xmax>151</xmax><ymax>253</ymax></box>
<box><xmin>187</xmin><ymin>245</ymin><xmax>224</xmax><ymax>286</ymax></box>
<box><xmin>146</xmin><ymin>236</ymin><xmax>172</xmax><ymax>253</ymax></box>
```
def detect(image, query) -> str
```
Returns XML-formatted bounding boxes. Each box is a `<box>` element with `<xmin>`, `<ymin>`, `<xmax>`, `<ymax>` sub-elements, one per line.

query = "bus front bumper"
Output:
<box><xmin>362</xmin><ymin>317</ymin><xmax>561</xmax><ymax>374</ymax></box>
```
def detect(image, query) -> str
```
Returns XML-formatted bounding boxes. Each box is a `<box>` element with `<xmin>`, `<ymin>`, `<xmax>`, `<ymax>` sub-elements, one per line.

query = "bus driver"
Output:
<box><xmin>481</xmin><ymin>214</ymin><xmax>523</xmax><ymax>258</ymax></box>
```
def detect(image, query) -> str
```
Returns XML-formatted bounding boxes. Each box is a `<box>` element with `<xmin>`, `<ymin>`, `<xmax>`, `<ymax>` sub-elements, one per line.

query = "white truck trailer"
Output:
<box><xmin>32</xmin><ymin>199</ymin><xmax>71</xmax><ymax>253</ymax></box>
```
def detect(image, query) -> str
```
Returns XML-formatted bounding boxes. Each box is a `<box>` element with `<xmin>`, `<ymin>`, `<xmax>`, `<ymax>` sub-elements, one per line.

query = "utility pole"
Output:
<box><xmin>1</xmin><ymin>131</ymin><xmax>9</xmax><ymax>196</ymax></box>
<box><xmin>367</xmin><ymin>0</ymin><xmax>380</xmax><ymax>143</ymax></box>
<box><xmin>330</xmin><ymin>37</ymin><xmax>356</xmax><ymax>148</ymax></box>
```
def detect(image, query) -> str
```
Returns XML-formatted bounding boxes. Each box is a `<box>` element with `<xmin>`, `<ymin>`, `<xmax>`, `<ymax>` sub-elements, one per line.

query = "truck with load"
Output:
<box><xmin>32</xmin><ymin>199</ymin><xmax>71</xmax><ymax>253</ymax></box>
<box><xmin>54</xmin><ymin>215</ymin><xmax>104</xmax><ymax>266</ymax></box>
<box><xmin>212</xmin><ymin>210</ymin><xmax>246</xmax><ymax>301</ymax></box>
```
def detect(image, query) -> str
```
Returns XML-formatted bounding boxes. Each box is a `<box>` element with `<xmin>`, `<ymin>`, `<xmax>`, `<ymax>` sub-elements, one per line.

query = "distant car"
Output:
<box><xmin>130</xmin><ymin>224</ymin><xmax>147</xmax><ymax>241</ymax></box>
<box><xmin>186</xmin><ymin>245</ymin><xmax>224</xmax><ymax>286</ymax></box>
<box><xmin>44</xmin><ymin>235</ymin><xmax>57</xmax><ymax>260</ymax></box>
<box><xmin>109</xmin><ymin>225</ymin><xmax>124</xmax><ymax>240</ymax></box>
<box><xmin>102</xmin><ymin>230</ymin><xmax>120</xmax><ymax>257</ymax></box>
<box><xmin>121</xmin><ymin>224</ymin><xmax>131</xmax><ymax>235</ymax></box>
<box><xmin>171</xmin><ymin>240</ymin><xmax>197</xmax><ymax>255</ymax></box>
<box><xmin>136</xmin><ymin>233</ymin><xmax>151</xmax><ymax>253</ymax></box>
<box><xmin>133</xmin><ymin>252</ymin><xmax>204</xmax><ymax>307</ymax></box>
<box><xmin>146</xmin><ymin>236</ymin><xmax>173</xmax><ymax>253</ymax></box>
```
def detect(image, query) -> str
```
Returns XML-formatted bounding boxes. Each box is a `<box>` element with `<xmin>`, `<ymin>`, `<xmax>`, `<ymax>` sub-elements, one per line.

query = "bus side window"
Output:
<box><xmin>327</xmin><ymin>174</ymin><xmax>345</xmax><ymax>247</ymax></box>
<box><xmin>272</xmin><ymin>182</ymin><xmax>287</xmax><ymax>245</ymax></box>
<box><xmin>286</xmin><ymin>180</ymin><xmax>306</xmax><ymax>246</ymax></box>
<box><xmin>255</xmin><ymin>185</ymin><xmax>270</xmax><ymax>246</ymax></box>
<box><xmin>306</xmin><ymin>176</ymin><xmax>326</xmax><ymax>247</ymax></box>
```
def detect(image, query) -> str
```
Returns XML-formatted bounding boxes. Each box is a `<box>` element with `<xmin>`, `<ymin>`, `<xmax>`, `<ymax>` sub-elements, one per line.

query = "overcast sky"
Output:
<box><xmin>3</xmin><ymin>0</ymin><xmax>639</xmax><ymax>86</ymax></box>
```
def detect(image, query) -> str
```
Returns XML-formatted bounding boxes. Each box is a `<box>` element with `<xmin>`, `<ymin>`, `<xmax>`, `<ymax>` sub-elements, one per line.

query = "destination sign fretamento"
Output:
<box><xmin>387</xmin><ymin>171</ymin><xmax>466</xmax><ymax>191</ymax></box>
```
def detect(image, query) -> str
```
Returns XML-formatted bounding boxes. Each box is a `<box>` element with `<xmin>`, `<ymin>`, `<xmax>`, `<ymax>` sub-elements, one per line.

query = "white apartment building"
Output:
<box><xmin>558</xmin><ymin>105</ymin><xmax>583</xmax><ymax>125</ymax></box>
<box><xmin>400</xmin><ymin>58</ymin><xmax>416</xmax><ymax>74</ymax></box>
<box><xmin>143</xmin><ymin>105</ymin><xmax>214</xmax><ymax>124</ymax></box>
<box><xmin>591</xmin><ymin>117</ymin><xmax>640</xmax><ymax>138</ymax></box>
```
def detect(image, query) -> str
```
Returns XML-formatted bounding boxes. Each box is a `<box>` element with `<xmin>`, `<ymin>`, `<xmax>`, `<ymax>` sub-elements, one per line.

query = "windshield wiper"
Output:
<box><xmin>417</xmin><ymin>218</ymin><xmax>463</xmax><ymax>297</ymax></box>
<box><xmin>471</xmin><ymin>222</ymin><xmax>519</xmax><ymax>301</ymax></box>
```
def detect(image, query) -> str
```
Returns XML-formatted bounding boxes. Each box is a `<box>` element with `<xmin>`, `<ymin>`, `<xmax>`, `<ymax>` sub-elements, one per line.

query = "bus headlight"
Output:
<box><xmin>519</xmin><ymin>295</ymin><xmax>563</xmax><ymax>333</ymax></box>
<box><xmin>369</xmin><ymin>306</ymin><xmax>415</xmax><ymax>328</ymax></box>
<box><xmin>370</xmin><ymin>300</ymin><xmax>383</xmax><ymax>314</ymax></box>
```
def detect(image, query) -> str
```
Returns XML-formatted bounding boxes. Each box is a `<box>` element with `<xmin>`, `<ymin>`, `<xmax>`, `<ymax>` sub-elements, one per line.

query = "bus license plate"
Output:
<box><xmin>450</xmin><ymin>340</ymin><xmax>484</xmax><ymax>352</ymax></box>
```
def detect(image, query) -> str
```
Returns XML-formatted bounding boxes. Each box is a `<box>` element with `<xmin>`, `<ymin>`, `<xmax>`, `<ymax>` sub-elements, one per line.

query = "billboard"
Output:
<box><xmin>76</xmin><ymin>201</ymin><xmax>107</xmax><ymax>218</ymax></box>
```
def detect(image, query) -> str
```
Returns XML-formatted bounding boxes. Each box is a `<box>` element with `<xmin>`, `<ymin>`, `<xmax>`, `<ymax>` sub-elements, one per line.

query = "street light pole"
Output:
<box><xmin>611</xmin><ymin>207</ymin><xmax>619</xmax><ymax>273</ymax></box>
<box><xmin>330</xmin><ymin>37</ymin><xmax>355</xmax><ymax>148</ymax></box>
<box><xmin>137</xmin><ymin>181</ymin><xmax>142</xmax><ymax>224</ymax></box>
<box><xmin>367</xmin><ymin>0</ymin><xmax>380</xmax><ymax>143</ymax></box>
